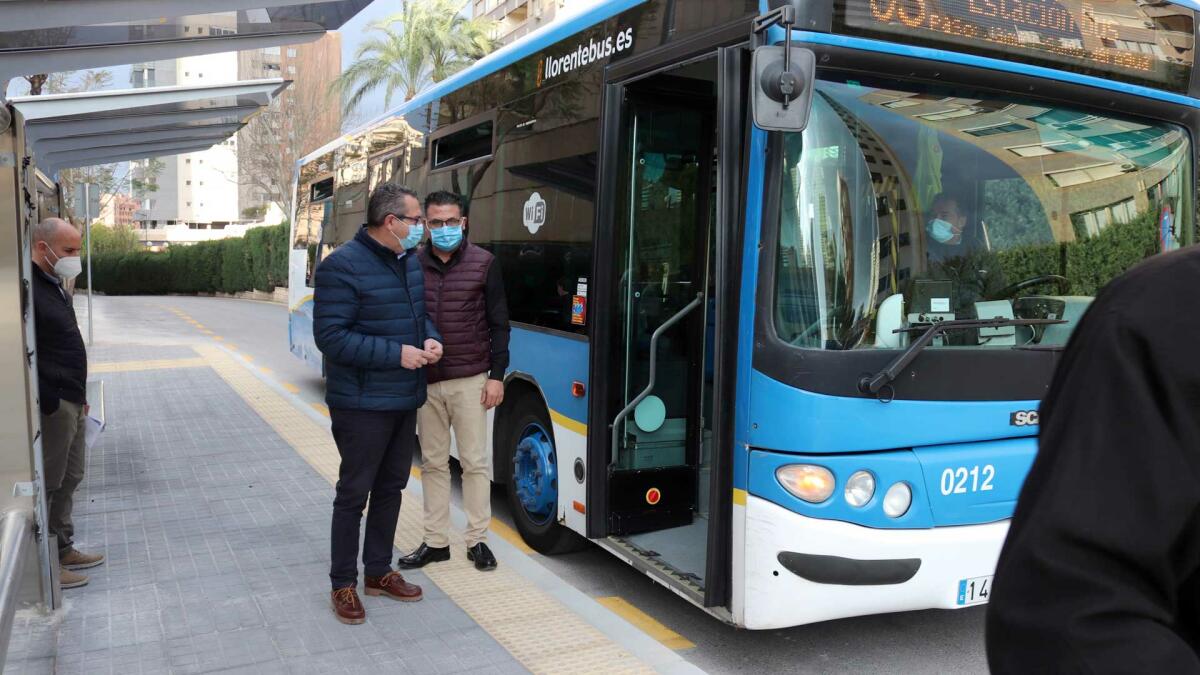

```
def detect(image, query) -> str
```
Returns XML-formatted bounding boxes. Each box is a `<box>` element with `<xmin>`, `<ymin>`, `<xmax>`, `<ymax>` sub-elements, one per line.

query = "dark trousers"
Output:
<box><xmin>42</xmin><ymin>399</ymin><xmax>87</xmax><ymax>557</ymax></box>
<box><xmin>329</xmin><ymin>407</ymin><xmax>416</xmax><ymax>589</ymax></box>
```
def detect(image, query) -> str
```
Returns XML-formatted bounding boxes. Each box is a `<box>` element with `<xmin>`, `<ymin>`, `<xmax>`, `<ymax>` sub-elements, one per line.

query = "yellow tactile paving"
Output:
<box><xmin>90</xmin><ymin>357</ymin><xmax>209</xmax><ymax>373</ymax></box>
<box><xmin>192</xmin><ymin>344</ymin><xmax>655</xmax><ymax>675</ymax></box>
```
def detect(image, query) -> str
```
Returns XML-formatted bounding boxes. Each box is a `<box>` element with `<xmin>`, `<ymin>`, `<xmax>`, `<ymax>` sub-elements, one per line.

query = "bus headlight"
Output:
<box><xmin>844</xmin><ymin>470</ymin><xmax>875</xmax><ymax>507</ymax></box>
<box><xmin>776</xmin><ymin>464</ymin><xmax>835</xmax><ymax>503</ymax></box>
<box><xmin>882</xmin><ymin>482</ymin><xmax>912</xmax><ymax>518</ymax></box>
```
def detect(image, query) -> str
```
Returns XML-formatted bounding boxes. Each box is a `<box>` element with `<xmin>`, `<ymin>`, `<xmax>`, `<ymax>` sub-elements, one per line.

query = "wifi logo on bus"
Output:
<box><xmin>523</xmin><ymin>192</ymin><xmax>546</xmax><ymax>235</ymax></box>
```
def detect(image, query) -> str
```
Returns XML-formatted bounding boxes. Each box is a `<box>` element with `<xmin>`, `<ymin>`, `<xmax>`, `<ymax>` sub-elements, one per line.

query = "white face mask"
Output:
<box><xmin>46</xmin><ymin>247</ymin><xmax>82</xmax><ymax>280</ymax></box>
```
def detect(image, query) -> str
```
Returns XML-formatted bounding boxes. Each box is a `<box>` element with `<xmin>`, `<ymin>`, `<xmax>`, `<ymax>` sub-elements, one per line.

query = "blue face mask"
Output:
<box><xmin>430</xmin><ymin>225</ymin><xmax>463</xmax><ymax>251</ymax></box>
<box><xmin>928</xmin><ymin>218</ymin><xmax>955</xmax><ymax>244</ymax></box>
<box><xmin>393</xmin><ymin>223</ymin><xmax>423</xmax><ymax>250</ymax></box>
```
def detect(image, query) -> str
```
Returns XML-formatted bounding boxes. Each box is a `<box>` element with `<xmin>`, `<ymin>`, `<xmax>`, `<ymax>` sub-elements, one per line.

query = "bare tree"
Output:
<box><xmin>232</xmin><ymin>42</ymin><xmax>342</xmax><ymax>220</ymax></box>
<box><xmin>29</xmin><ymin>70</ymin><xmax>144</xmax><ymax>221</ymax></box>
<box><xmin>24</xmin><ymin>74</ymin><xmax>48</xmax><ymax>96</ymax></box>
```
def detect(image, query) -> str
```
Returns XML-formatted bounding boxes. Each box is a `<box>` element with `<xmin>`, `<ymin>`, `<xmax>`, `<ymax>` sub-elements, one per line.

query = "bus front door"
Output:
<box><xmin>604</xmin><ymin>58</ymin><xmax>718</xmax><ymax>587</ymax></box>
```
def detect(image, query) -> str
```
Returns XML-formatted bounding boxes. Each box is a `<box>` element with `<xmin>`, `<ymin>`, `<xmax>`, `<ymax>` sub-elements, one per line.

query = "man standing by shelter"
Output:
<box><xmin>313</xmin><ymin>183</ymin><xmax>443</xmax><ymax>625</ymax></box>
<box><xmin>33</xmin><ymin>217</ymin><xmax>103</xmax><ymax>589</ymax></box>
<box><xmin>399</xmin><ymin>190</ymin><xmax>509</xmax><ymax>573</ymax></box>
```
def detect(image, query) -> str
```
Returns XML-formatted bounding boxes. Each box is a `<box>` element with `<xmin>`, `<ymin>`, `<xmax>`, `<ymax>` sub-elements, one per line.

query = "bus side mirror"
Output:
<box><xmin>752</xmin><ymin>46</ymin><xmax>816</xmax><ymax>132</ymax></box>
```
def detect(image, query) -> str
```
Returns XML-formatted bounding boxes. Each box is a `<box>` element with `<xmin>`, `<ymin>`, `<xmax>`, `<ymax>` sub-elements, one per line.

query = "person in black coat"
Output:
<box><xmin>33</xmin><ymin>217</ymin><xmax>104</xmax><ymax>589</ymax></box>
<box><xmin>986</xmin><ymin>246</ymin><xmax>1200</xmax><ymax>672</ymax></box>
<box><xmin>312</xmin><ymin>183</ymin><xmax>443</xmax><ymax>625</ymax></box>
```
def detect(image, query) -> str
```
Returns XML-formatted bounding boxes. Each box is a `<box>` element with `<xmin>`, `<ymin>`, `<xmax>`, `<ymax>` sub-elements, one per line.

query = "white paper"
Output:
<box><xmin>83</xmin><ymin>415</ymin><xmax>104</xmax><ymax>450</ymax></box>
<box><xmin>931</xmin><ymin>298</ymin><xmax>951</xmax><ymax>313</ymax></box>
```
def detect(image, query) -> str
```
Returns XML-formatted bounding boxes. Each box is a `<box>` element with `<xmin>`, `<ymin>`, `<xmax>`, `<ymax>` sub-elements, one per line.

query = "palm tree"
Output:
<box><xmin>331</xmin><ymin>0</ymin><xmax>495</xmax><ymax>115</ymax></box>
<box><xmin>422</xmin><ymin>0</ymin><xmax>494</xmax><ymax>82</ymax></box>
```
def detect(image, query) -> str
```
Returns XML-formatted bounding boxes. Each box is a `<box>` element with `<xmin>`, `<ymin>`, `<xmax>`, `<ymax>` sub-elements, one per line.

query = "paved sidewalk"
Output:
<box><xmin>4</xmin><ymin>341</ymin><xmax>670</xmax><ymax>674</ymax></box>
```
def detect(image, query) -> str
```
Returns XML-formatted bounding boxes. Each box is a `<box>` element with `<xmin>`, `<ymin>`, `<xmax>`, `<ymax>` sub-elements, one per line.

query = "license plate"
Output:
<box><xmin>957</xmin><ymin>575</ymin><xmax>992</xmax><ymax>606</ymax></box>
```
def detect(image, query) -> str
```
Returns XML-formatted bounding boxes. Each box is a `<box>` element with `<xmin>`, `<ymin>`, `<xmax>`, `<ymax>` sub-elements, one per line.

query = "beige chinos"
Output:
<box><xmin>418</xmin><ymin>372</ymin><xmax>490</xmax><ymax>548</ymax></box>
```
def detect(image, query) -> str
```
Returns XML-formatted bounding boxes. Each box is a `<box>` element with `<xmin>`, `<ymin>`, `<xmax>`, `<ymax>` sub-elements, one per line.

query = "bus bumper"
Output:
<box><xmin>741</xmin><ymin>494</ymin><xmax>1009</xmax><ymax>629</ymax></box>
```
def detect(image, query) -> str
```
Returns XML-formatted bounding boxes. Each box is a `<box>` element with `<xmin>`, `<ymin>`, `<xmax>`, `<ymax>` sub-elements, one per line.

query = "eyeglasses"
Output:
<box><xmin>427</xmin><ymin>218</ymin><xmax>464</xmax><ymax>229</ymax></box>
<box><xmin>391</xmin><ymin>214</ymin><xmax>425</xmax><ymax>227</ymax></box>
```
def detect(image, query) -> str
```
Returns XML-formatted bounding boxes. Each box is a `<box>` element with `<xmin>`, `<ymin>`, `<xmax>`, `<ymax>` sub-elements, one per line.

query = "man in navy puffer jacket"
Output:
<box><xmin>313</xmin><ymin>183</ymin><xmax>443</xmax><ymax>625</ymax></box>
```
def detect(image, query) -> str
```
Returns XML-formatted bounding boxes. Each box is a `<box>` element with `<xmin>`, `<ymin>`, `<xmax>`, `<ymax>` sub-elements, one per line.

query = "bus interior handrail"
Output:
<box><xmin>0</xmin><ymin>508</ymin><xmax>34</xmax><ymax>667</ymax></box>
<box><xmin>610</xmin><ymin>293</ymin><xmax>704</xmax><ymax>464</ymax></box>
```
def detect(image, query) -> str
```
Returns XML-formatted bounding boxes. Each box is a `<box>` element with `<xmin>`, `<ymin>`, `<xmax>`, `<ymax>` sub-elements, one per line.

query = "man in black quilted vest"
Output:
<box><xmin>399</xmin><ymin>190</ymin><xmax>509</xmax><ymax>572</ymax></box>
<box><xmin>32</xmin><ymin>217</ymin><xmax>104</xmax><ymax>590</ymax></box>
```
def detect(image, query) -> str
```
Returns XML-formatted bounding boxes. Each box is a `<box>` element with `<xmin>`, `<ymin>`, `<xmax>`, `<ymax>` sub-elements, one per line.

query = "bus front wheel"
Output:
<box><xmin>503</xmin><ymin>395</ymin><xmax>585</xmax><ymax>555</ymax></box>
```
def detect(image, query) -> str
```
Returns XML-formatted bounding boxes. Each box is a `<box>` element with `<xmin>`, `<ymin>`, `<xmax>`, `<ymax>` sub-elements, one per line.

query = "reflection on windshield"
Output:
<box><xmin>775</xmin><ymin>79</ymin><xmax>1193</xmax><ymax>351</ymax></box>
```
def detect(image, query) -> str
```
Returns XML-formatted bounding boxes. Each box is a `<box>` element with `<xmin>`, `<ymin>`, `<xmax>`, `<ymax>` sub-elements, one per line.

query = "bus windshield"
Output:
<box><xmin>774</xmin><ymin>77</ymin><xmax>1194</xmax><ymax>351</ymax></box>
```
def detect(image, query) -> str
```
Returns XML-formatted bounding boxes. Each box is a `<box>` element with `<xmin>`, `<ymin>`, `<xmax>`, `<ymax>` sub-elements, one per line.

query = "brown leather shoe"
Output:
<box><xmin>364</xmin><ymin>571</ymin><xmax>422</xmax><ymax>602</ymax></box>
<box><xmin>331</xmin><ymin>586</ymin><xmax>365</xmax><ymax>624</ymax></box>
<box><xmin>59</xmin><ymin>567</ymin><xmax>88</xmax><ymax>589</ymax></box>
<box><xmin>60</xmin><ymin>548</ymin><xmax>104</xmax><ymax>570</ymax></box>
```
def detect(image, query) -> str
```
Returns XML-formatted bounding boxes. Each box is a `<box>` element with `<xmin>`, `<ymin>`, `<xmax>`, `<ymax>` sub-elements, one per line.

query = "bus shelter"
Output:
<box><xmin>0</xmin><ymin>1</ymin><xmax>370</xmax><ymax>664</ymax></box>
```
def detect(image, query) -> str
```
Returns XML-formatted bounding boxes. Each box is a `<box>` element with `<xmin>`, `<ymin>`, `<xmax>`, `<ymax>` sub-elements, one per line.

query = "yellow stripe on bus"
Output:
<box><xmin>289</xmin><ymin>294</ymin><xmax>314</xmax><ymax>312</ymax></box>
<box><xmin>733</xmin><ymin>488</ymin><xmax>747</xmax><ymax>506</ymax></box>
<box><xmin>549</xmin><ymin>409</ymin><xmax>587</xmax><ymax>436</ymax></box>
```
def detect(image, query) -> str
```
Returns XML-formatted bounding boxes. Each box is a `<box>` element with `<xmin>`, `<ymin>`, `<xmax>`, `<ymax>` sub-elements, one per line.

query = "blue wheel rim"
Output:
<box><xmin>512</xmin><ymin>422</ymin><xmax>557</xmax><ymax>527</ymax></box>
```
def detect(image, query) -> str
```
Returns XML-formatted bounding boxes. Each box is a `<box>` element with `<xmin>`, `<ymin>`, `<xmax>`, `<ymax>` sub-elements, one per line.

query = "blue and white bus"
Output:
<box><xmin>290</xmin><ymin>0</ymin><xmax>1198</xmax><ymax>628</ymax></box>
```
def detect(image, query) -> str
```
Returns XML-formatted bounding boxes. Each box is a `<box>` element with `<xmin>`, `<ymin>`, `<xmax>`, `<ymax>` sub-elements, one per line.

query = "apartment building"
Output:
<box><xmin>96</xmin><ymin>194</ymin><xmax>139</xmax><ymax>227</ymax></box>
<box><xmin>474</xmin><ymin>0</ymin><xmax>586</xmax><ymax>44</ymax></box>
<box><xmin>237</xmin><ymin>33</ymin><xmax>342</xmax><ymax>218</ymax></box>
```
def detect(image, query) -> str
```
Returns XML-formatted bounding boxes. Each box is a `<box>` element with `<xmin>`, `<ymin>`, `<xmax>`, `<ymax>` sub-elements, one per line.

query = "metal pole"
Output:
<box><xmin>84</xmin><ymin>183</ymin><xmax>93</xmax><ymax>346</ymax></box>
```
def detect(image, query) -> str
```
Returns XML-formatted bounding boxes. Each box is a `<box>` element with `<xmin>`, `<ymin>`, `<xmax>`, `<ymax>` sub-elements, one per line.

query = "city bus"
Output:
<box><xmin>289</xmin><ymin>0</ymin><xmax>1198</xmax><ymax>628</ymax></box>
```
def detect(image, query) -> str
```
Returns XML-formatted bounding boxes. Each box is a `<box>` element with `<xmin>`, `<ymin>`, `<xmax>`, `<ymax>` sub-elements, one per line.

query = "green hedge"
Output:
<box><xmin>994</xmin><ymin>210</ymin><xmax>1161</xmax><ymax>297</ymax></box>
<box><xmin>78</xmin><ymin>223</ymin><xmax>289</xmax><ymax>295</ymax></box>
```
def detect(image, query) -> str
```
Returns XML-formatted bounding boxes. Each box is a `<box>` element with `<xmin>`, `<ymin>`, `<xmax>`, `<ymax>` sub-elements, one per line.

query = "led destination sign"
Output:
<box><xmin>835</xmin><ymin>0</ymin><xmax>1195</xmax><ymax>92</ymax></box>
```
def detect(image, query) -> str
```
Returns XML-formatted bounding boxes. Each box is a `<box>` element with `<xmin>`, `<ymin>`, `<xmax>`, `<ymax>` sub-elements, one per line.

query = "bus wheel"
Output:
<box><xmin>505</xmin><ymin>397</ymin><xmax>584</xmax><ymax>554</ymax></box>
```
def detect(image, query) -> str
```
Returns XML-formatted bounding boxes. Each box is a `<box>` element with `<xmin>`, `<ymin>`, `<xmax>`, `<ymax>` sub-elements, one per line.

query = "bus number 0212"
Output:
<box><xmin>940</xmin><ymin>465</ymin><xmax>995</xmax><ymax>495</ymax></box>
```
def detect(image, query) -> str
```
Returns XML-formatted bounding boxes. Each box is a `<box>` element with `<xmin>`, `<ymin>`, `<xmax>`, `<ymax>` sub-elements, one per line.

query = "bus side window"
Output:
<box><xmin>293</xmin><ymin>193</ymin><xmax>318</xmax><ymax>286</ymax></box>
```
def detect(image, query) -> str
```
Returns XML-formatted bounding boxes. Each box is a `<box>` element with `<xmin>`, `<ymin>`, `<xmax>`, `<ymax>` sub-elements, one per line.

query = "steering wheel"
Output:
<box><xmin>990</xmin><ymin>274</ymin><xmax>1070</xmax><ymax>300</ymax></box>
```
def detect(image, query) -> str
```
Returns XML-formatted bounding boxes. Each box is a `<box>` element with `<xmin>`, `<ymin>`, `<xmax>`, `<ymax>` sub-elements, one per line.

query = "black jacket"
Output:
<box><xmin>987</xmin><ymin>246</ymin><xmax>1200</xmax><ymax>673</ymax></box>
<box><xmin>33</xmin><ymin>268</ymin><xmax>87</xmax><ymax>415</ymax></box>
<box><xmin>312</xmin><ymin>227</ymin><xmax>441</xmax><ymax>411</ymax></box>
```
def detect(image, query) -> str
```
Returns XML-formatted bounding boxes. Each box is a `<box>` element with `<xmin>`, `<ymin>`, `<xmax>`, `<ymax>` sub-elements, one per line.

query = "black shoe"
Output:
<box><xmin>466</xmin><ymin>543</ymin><xmax>497</xmax><ymax>571</ymax></box>
<box><xmin>397</xmin><ymin>543</ymin><xmax>450</xmax><ymax>569</ymax></box>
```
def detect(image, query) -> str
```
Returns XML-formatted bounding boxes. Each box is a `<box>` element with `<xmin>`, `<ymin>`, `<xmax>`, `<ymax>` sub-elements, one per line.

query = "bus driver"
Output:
<box><xmin>922</xmin><ymin>191</ymin><xmax>1008</xmax><ymax>309</ymax></box>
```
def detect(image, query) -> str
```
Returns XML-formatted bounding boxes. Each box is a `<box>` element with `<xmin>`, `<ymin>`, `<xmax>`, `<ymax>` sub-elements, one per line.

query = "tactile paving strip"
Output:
<box><xmin>90</xmin><ymin>357</ymin><xmax>209</xmax><ymax>373</ymax></box>
<box><xmin>193</xmin><ymin>344</ymin><xmax>655</xmax><ymax>675</ymax></box>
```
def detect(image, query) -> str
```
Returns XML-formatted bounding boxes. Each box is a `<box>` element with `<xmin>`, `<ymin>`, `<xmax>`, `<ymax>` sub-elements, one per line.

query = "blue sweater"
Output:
<box><xmin>312</xmin><ymin>227</ymin><xmax>441</xmax><ymax>411</ymax></box>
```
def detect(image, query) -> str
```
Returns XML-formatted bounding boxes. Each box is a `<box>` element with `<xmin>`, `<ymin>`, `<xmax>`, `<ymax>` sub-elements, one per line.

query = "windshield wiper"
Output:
<box><xmin>858</xmin><ymin>318</ymin><xmax>1066</xmax><ymax>397</ymax></box>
